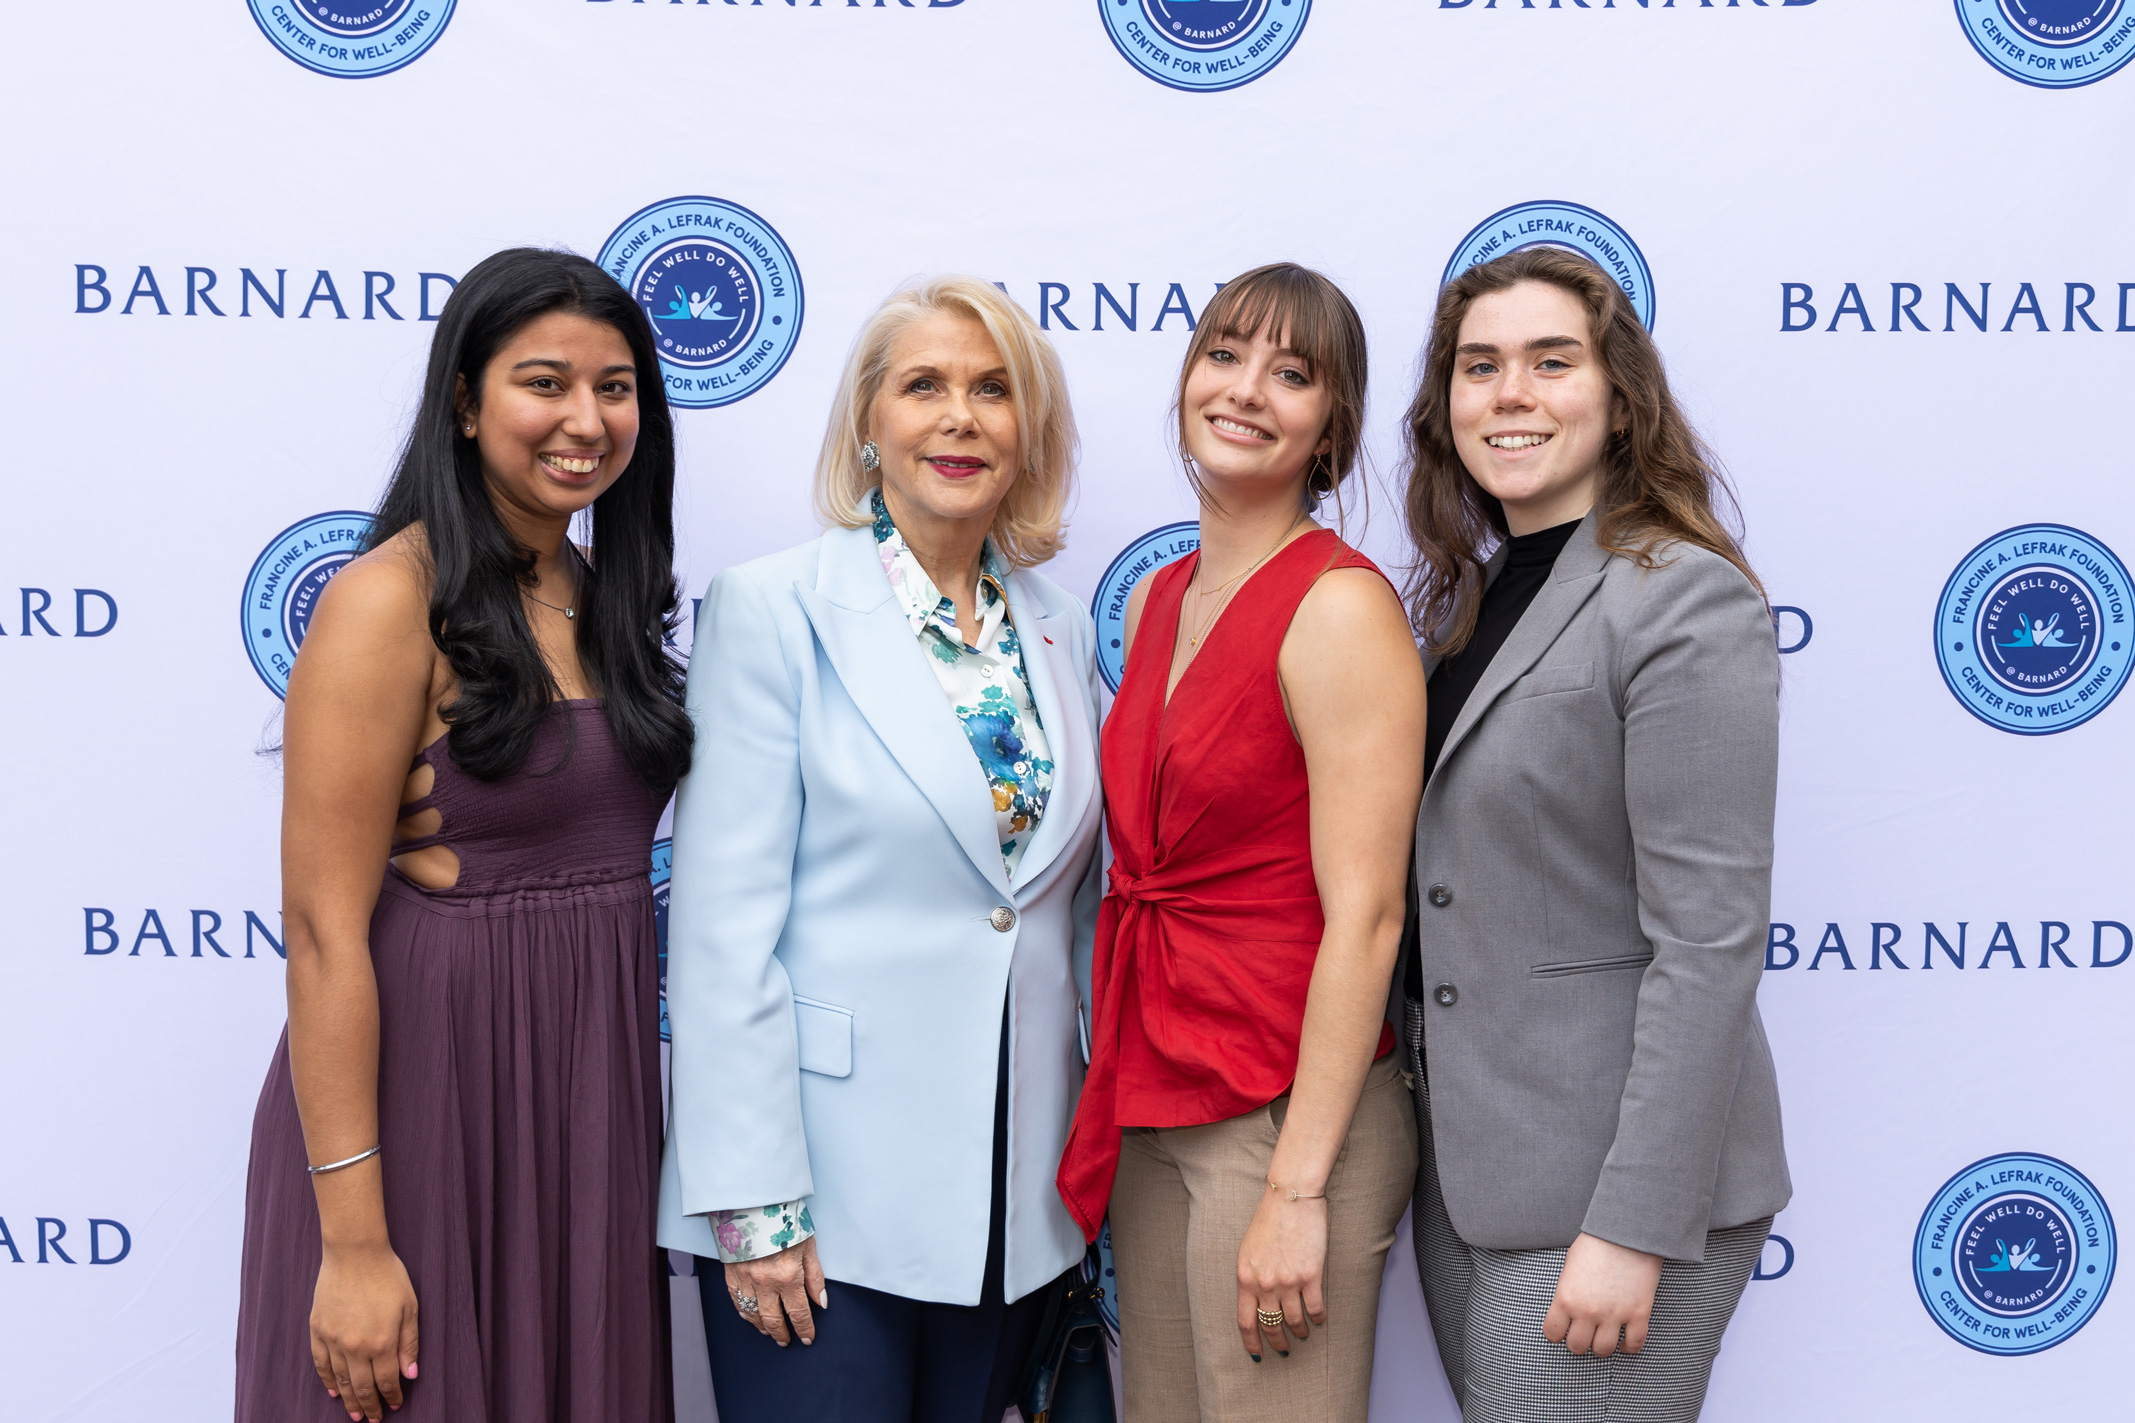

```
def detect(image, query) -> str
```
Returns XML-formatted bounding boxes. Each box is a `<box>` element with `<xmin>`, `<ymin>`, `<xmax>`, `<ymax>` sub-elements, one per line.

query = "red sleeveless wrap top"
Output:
<box><xmin>1057</xmin><ymin>529</ymin><xmax>1395</xmax><ymax>1240</ymax></box>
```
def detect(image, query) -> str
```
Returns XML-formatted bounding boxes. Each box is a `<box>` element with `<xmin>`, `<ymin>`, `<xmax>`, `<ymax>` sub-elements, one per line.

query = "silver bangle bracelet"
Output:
<box><xmin>307</xmin><ymin>1144</ymin><xmax>382</xmax><ymax>1176</ymax></box>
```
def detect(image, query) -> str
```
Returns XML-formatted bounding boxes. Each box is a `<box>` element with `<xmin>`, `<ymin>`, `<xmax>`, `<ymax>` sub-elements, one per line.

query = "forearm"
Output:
<box><xmin>1267</xmin><ymin>911</ymin><xmax>1404</xmax><ymax>1193</ymax></box>
<box><xmin>285</xmin><ymin>915</ymin><xmax>388</xmax><ymax>1249</ymax></box>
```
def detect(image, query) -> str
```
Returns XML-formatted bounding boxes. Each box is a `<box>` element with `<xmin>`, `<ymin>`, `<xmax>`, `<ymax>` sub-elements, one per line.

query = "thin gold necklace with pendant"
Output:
<box><xmin>1186</xmin><ymin>512</ymin><xmax>1309</xmax><ymax>648</ymax></box>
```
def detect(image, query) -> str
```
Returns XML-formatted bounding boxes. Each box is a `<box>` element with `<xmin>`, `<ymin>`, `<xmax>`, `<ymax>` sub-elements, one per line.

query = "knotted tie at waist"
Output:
<box><xmin>1056</xmin><ymin>855</ymin><xmax>1326</xmax><ymax>1239</ymax></box>
<box><xmin>1104</xmin><ymin>859</ymin><xmax>1324</xmax><ymax>934</ymax></box>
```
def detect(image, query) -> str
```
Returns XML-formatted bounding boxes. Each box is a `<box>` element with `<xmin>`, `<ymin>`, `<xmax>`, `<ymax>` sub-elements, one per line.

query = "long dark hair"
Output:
<box><xmin>1401</xmin><ymin>245</ymin><xmax>1760</xmax><ymax>655</ymax></box>
<box><xmin>365</xmin><ymin>247</ymin><xmax>693</xmax><ymax>788</ymax></box>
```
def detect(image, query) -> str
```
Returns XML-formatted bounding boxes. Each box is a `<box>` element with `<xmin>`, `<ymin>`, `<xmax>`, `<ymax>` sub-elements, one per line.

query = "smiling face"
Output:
<box><xmin>1449</xmin><ymin>279</ymin><xmax>1626</xmax><ymax>535</ymax></box>
<box><xmin>459</xmin><ymin>310</ymin><xmax>640</xmax><ymax>529</ymax></box>
<box><xmin>867</xmin><ymin>311</ymin><xmax>1021</xmax><ymax>540</ymax></box>
<box><xmin>1179</xmin><ymin>324</ymin><xmax>1333</xmax><ymax>506</ymax></box>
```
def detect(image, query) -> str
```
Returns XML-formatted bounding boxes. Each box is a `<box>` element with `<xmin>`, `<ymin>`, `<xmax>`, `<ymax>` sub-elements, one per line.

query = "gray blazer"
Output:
<box><xmin>1408</xmin><ymin>510</ymin><xmax>1791</xmax><ymax>1262</ymax></box>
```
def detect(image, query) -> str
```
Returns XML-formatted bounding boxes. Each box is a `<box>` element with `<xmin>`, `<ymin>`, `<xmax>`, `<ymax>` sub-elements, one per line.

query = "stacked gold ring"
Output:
<box><xmin>1255</xmin><ymin>1307</ymin><xmax>1285</xmax><ymax>1329</ymax></box>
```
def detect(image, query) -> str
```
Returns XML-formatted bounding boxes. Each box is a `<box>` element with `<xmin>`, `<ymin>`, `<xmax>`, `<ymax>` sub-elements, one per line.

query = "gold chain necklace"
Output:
<box><xmin>1185</xmin><ymin>513</ymin><xmax>1309</xmax><ymax>649</ymax></box>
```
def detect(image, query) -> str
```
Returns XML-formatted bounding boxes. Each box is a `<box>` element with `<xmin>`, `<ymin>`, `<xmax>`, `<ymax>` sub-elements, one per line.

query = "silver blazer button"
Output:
<box><xmin>990</xmin><ymin>906</ymin><xmax>1017</xmax><ymax>933</ymax></box>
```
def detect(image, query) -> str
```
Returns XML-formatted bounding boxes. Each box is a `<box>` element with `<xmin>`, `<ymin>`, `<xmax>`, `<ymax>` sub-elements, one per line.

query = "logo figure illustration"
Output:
<box><xmin>664</xmin><ymin>285</ymin><xmax>747</xmax><ymax>332</ymax></box>
<box><xmin>1978</xmin><ymin>1237</ymin><xmax>2055</xmax><ymax>1274</ymax></box>
<box><xmin>598</xmin><ymin>196</ymin><xmax>805</xmax><ymax>411</ymax></box>
<box><xmin>1913</xmin><ymin>1151</ymin><xmax>2115</xmax><ymax>1356</ymax></box>
<box><xmin>1932</xmin><ymin>522</ymin><xmax>2131</xmax><ymax>735</ymax></box>
<box><xmin>1998</xmin><ymin>611</ymin><xmax>2077</xmax><ymax>650</ymax></box>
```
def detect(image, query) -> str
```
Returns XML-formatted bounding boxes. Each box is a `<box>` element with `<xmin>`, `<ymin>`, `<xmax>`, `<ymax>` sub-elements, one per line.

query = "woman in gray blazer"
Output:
<box><xmin>1393</xmin><ymin>246</ymin><xmax>1789</xmax><ymax>1422</ymax></box>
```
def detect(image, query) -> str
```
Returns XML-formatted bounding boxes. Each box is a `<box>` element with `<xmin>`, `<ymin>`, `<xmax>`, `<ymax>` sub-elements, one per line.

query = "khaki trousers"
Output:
<box><xmin>1108</xmin><ymin>1054</ymin><xmax>1418</xmax><ymax>1423</ymax></box>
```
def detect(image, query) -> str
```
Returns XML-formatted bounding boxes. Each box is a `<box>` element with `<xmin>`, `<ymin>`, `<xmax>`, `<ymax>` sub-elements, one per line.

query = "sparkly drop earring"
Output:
<box><xmin>859</xmin><ymin>441</ymin><xmax>880</xmax><ymax>471</ymax></box>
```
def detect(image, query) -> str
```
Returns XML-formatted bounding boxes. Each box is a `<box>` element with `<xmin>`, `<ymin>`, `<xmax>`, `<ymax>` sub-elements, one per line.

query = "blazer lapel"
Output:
<box><xmin>795</xmin><ymin>526</ymin><xmax>1013</xmax><ymax>900</ymax></box>
<box><xmin>1430</xmin><ymin>511</ymin><xmax>1610</xmax><ymax>779</ymax></box>
<box><xmin>1001</xmin><ymin>574</ymin><xmax>1094</xmax><ymax>895</ymax></box>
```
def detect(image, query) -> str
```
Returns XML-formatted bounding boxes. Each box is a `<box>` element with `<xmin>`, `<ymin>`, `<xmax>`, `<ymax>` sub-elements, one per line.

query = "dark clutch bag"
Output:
<box><xmin>1018</xmin><ymin>1244</ymin><xmax>1116</xmax><ymax>1423</ymax></box>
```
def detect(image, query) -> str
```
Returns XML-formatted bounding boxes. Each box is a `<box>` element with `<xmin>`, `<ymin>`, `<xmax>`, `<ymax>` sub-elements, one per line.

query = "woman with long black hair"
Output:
<box><xmin>234</xmin><ymin>248</ymin><xmax>693</xmax><ymax>1423</ymax></box>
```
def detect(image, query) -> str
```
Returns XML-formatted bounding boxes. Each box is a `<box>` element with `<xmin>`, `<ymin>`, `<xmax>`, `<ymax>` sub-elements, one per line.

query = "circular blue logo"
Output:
<box><xmin>1934</xmin><ymin>523</ymin><xmax>2131</xmax><ymax>735</ymax></box>
<box><xmin>1443</xmin><ymin>201</ymin><xmax>1657</xmax><ymax>332</ymax></box>
<box><xmin>1098</xmin><ymin>0</ymin><xmax>1311</xmax><ymax>93</ymax></box>
<box><xmin>598</xmin><ymin>196</ymin><xmax>804</xmax><ymax>411</ymax></box>
<box><xmin>247</xmin><ymin>0</ymin><xmax>455</xmax><ymax>79</ymax></box>
<box><xmin>1914</xmin><ymin>1152</ymin><xmax>2116</xmax><ymax>1355</ymax></box>
<box><xmin>1092</xmin><ymin>522</ymin><xmax>1200</xmax><ymax>692</ymax></box>
<box><xmin>241</xmin><ymin>511</ymin><xmax>372</xmax><ymax>698</ymax></box>
<box><xmin>1956</xmin><ymin>0</ymin><xmax>2134</xmax><ymax>88</ymax></box>
<box><xmin>651</xmin><ymin>837</ymin><xmax>673</xmax><ymax>1043</ymax></box>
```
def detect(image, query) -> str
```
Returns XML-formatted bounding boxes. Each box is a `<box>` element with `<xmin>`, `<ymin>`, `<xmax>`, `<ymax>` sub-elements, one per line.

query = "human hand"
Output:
<box><xmin>1235</xmin><ymin>1186</ymin><xmax>1328</xmax><ymax>1361</ymax></box>
<box><xmin>726</xmin><ymin>1236</ymin><xmax>828</xmax><ymax>1347</ymax></box>
<box><xmin>1543</xmin><ymin>1232</ymin><xmax>1663</xmax><ymax>1358</ymax></box>
<box><xmin>310</xmin><ymin>1242</ymin><xmax>418</xmax><ymax>1420</ymax></box>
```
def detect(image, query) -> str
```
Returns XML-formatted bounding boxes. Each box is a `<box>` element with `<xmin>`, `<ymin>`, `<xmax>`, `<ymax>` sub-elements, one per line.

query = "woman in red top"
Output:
<box><xmin>1058</xmin><ymin>264</ymin><xmax>1425</xmax><ymax>1421</ymax></box>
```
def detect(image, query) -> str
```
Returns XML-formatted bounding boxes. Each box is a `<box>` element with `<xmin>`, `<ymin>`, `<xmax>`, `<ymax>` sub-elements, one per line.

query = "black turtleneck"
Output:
<box><xmin>1406</xmin><ymin>516</ymin><xmax>1582</xmax><ymax>1000</ymax></box>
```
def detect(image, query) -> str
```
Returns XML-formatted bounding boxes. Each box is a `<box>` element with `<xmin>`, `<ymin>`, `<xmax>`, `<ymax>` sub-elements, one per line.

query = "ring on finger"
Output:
<box><xmin>1255</xmin><ymin>1306</ymin><xmax>1285</xmax><ymax>1329</ymax></box>
<box><xmin>731</xmin><ymin>1290</ymin><xmax>762</xmax><ymax>1316</ymax></box>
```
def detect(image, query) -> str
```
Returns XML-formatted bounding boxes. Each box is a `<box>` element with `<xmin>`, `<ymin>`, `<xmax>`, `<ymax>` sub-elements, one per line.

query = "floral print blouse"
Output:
<box><xmin>870</xmin><ymin>487</ymin><xmax>1056</xmax><ymax>875</ymax></box>
<box><xmin>705</xmin><ymin>488</ymin><xmax>1054</xmax><ymax>1265</ymax></box>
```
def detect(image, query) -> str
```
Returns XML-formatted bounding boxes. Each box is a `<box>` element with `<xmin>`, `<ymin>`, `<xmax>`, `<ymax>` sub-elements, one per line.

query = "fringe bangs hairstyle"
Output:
<box><xmin>364</xmin><ymin>247</ymin><xmax>694</xmax><ymax>789</ymax></box>
<box><xmin>1175</xmin><ymin>262</ymin><xmax>1369</xmax><ymax>512</ymax></box>
<box><xmin>814</xmin><ymin>276</ymin><xmax>1079</xmax><ymax>568</ymax></box>
<box><xmin>1401</xmin><ymin>245</ymin><xmax>1761</xmax><ymax>656</ymax></box>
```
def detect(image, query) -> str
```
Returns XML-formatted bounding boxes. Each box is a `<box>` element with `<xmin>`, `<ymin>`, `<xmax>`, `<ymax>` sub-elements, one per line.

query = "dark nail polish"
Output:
<box><xmin>1276</xmin><ymin>1350</ymin><xmax>1289</xmax><ymax>1358</ymax></box>
<box><xmin>1249</xmin><ymin>1354</ymin><xmax>1261</xmax><ymax>1364</ymax></box>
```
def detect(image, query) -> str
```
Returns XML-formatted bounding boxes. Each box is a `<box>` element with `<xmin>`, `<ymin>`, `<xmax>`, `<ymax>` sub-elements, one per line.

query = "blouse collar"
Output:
<box><xmin>868</xmin><ymin>487</ymin><xmax>1012</xmax><ymax>642</ymax></box>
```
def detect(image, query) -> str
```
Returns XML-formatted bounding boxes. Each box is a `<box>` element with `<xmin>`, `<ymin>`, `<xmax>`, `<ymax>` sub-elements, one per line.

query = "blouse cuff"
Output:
<box><xmin>708</xmin><ymin>1199</ymin><xmax>816</xmax><ymax>1264</ymax></box>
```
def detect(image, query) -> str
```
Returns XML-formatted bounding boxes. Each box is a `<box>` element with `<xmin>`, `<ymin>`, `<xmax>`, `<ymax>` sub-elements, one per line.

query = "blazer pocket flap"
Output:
<box><xmin>792</xmin><ymin>995</ymin><xmax>853</xmax><ymax>1078</ymax></box>
<box><xmin>1530</xmin><ymin>952</ymin><xmax>1655</xmax><ymax>979</ymax></box>
<box><xmin>1505</xmin><ymin>660</ymin><xmax>1595</xmax><ymax>702</ymax></box>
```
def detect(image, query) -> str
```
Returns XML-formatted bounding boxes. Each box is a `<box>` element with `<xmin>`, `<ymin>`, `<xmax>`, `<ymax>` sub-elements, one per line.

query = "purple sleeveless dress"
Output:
<box><xmin>235</xmin><ymin>701</ymin><xmax>673</xmax><ymax>1422</ymax></box>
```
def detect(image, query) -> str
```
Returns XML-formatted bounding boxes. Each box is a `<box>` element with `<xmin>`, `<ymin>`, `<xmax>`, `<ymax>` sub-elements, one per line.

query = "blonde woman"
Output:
<box><xmin>657</xmin><ymin>277</ymin><xmax>1105</xmax><ymax>1423</ymax></box>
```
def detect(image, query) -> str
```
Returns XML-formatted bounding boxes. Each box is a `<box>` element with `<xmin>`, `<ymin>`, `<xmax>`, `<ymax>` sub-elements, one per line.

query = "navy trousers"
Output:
<box><xmin>697</xmin><ymin>1011</ymin><xmax>1056</xmax><ymax>1423</ymax></box>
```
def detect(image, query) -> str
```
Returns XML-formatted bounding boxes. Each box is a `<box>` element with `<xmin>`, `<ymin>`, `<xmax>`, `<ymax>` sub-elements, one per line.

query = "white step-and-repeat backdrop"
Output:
<box><xmin>3</xmin><ymin>3</ymin><xmax>2129</xmax><ymax>1419</ymax></box>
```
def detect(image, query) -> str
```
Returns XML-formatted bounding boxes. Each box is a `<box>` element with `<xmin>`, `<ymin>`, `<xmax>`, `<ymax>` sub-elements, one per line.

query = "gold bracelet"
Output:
<box><xmin>1267</xmin><ymin>1179</ymin><xmax>1325</xmax><ymax>1202</ymax></box>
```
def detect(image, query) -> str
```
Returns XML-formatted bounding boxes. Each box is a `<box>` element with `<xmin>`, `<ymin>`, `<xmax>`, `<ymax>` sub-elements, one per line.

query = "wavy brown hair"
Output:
<box><xmin>1175</xmin><ymin>262</ymin><xmax>1368</xmax><ymax>512</ymax></box>
<box><xmin>1401</xmin><ymin>245</ymin><xmax>1760</xmax><ymax>655</ymax></box>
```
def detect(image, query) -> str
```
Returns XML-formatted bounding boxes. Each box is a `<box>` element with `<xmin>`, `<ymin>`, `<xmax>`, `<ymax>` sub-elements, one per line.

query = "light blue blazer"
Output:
<box><xmin>656</xmin><ymin>522</ymin><xmax>1105</xmax><ymax>1306</ymax></box>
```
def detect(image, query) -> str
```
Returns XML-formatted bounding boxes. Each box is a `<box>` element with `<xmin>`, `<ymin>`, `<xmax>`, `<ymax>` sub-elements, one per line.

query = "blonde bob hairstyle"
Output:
<box><xmin>813</xmin><ymin>276</ymin><xmax>1079</xmax><ymax>569</ymax></box>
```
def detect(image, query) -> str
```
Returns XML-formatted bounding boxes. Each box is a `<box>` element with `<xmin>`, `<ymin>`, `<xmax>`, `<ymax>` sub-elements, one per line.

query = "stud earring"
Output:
<box><xmin>859</xmin><ymin>441</ymin><xmax>880</xmax><ymax>471</ymax></box>
<box><xmin>463</xmin><ymin>422</ymin><xmax>476</xmax><ymax>437</ymax></box>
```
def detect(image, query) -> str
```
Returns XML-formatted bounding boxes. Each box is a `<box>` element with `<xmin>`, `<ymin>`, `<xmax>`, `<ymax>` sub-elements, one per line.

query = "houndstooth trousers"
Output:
<box><xmin>1404</xmin><ymin>1000</ymin><xmax>1769</xmax><ymax>1423</ymax></box>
